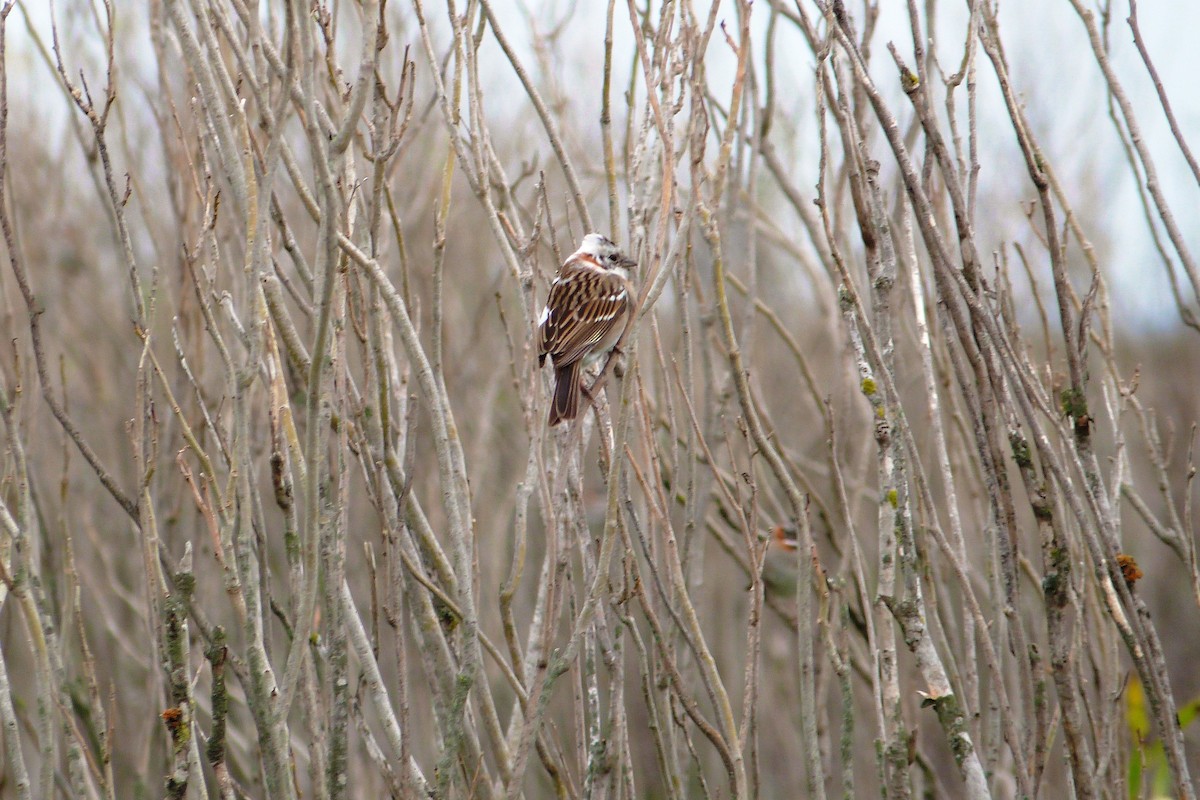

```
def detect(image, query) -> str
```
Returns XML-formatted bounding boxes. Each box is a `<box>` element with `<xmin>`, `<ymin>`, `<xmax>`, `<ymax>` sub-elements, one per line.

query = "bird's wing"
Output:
<box><xmin>538</xmin><ymin>266</ymin><xmax>629</xmax><ymax>366</ymax></box>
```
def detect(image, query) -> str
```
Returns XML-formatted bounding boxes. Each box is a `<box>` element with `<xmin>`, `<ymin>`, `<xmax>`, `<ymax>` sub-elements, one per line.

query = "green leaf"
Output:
<box><xmin>1127</xmin><ymin>748</ymin><xmax>1144</xmax><ymax>800</ymax></box>
<box><xmin>1177</xmin><ymin>697</ymin><xmax>1200</xmax><ymax>730</ymax></box>
<box><xmin>1125</xmin><ymin>678</ymin><xmax>1200</xmax><ymax>799</ymax></box>
<box><xmin>1126</xmin><ymin>676</ymin><xmax>1150</xmax><ymax>740</ymax></box>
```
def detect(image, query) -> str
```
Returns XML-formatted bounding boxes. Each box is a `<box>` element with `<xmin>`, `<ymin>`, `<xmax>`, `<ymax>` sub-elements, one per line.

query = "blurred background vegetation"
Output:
<box><xmin>0</xmin><ymin>0</ymin><xmax>1198</xmax><ymax>797</ymax></box>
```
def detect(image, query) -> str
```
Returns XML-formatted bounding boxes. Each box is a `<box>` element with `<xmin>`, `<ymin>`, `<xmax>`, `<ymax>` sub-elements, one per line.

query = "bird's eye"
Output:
<box><xmin>608</xmin><ymin>253</ymin><xmax>617</xmax><ymax>262</ymax></box>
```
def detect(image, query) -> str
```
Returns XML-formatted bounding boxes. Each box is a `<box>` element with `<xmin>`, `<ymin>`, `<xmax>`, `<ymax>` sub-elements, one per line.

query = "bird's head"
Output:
<box><xmin>578</xmin><ymin>233</ymin><xmax>637</xmax><ymax>271</ymax></box>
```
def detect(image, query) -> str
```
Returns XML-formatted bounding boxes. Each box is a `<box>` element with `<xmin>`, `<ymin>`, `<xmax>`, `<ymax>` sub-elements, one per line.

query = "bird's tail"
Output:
<box><xmin>549</xmin><ymin>362</ymin><xmax>582</xmax><ymax>426</ymax></box>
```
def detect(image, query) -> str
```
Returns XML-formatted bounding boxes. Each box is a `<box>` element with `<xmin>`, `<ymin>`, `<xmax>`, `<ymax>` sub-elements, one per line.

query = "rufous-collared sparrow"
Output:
<box><xmin>537</xmin><ymin>233</ymin><xmax>636</xmax><ymax>426</ymax></box>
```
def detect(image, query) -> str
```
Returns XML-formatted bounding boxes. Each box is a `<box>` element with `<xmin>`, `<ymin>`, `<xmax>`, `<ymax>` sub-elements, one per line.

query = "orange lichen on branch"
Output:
<box><xmin>161</xmin><ymin>706</ymin><xmax>184</xmax><ymax>734</ymax></box>
<box><xmin>1116</xmin><ymin>553</ymin><xmax>1143</xmax><ymax>588</ymax></box>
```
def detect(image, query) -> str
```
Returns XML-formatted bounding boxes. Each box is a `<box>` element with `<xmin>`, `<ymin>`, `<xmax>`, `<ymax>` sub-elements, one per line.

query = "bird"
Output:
<box><xmin>537</xmin><ymin>233</ymin><xmax>637</xmax><ymax>426</ymax></box>
<box><xmin>761</xmin><ymin>524</ymin><xmax>799</xmax><ymax>597</ymax></box>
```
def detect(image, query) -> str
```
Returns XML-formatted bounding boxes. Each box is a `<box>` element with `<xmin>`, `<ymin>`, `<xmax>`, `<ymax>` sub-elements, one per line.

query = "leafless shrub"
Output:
<box><xmin>0</xmin><ymin>0</ymin><xmax>1196</xmax><ymax>797</ymax></box>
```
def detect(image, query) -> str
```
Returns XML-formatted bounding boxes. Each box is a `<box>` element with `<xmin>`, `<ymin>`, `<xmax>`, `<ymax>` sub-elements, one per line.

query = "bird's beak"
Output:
<box><xmin>620</xmin><ymin>254</ymin><xmax>637</xmax><ymax>270</ymax></box>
